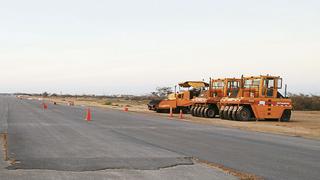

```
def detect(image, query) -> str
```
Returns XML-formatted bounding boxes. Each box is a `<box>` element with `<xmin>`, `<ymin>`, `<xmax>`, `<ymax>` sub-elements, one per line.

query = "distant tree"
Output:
<box><xmin>42</xmin><ymin>92</ymin><xmax>49</xmax><ymax>97</ymax></box>
<box><xmin>151</xmin><ymin>87</ymin><xmax>173</xmax><ymax>98</ymax></box>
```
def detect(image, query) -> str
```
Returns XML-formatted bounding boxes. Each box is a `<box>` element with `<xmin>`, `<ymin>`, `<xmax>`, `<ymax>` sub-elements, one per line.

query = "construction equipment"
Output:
<box><xmin>219</xmin><ymin>75</ymin><xmax>292</xmax><ymax>121</ymax></box>
<box><xmin>191</xmin><ymin>78</ymin><xmax>241</xmax><ymax>118</ymax></box>
<box><xmin>148</xmin><ymin>81</ymin><xmax>209</xmax><ymax>113</ymax></box>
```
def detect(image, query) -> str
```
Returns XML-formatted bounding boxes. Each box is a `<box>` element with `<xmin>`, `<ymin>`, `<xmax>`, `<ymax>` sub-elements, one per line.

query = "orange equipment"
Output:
<box><xmin>191</xmin><ymin>78</ymin><xmax>241</xmax><ymax>118</ymax></box>
<box><xmin>149</xmin><ymin>81</ymin><xmax>209</xmax><ymax>113</ymax></box>
<box><xmin>219</xmin><ymin>75</ymin><xmax>292</xmax><ymax>121</ymax></box>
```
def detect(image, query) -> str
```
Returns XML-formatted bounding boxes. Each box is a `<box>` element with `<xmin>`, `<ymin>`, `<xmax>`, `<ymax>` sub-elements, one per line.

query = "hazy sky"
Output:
<box><xmin>0</xmin><ymin>0</ymin><xmax>319</xmax><ymax>95</ymax></box>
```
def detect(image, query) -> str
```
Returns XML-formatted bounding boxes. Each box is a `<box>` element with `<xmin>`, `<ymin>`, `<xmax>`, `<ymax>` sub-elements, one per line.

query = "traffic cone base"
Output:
<box><xmin>85</xmin><ymin>108</ymin><xmax>91</xmax><ymax>121</ymax></box>
<box><xmin>42</xmin><ymin>103</ymin><xmax>48</xmax><ymax>110</ymax></box>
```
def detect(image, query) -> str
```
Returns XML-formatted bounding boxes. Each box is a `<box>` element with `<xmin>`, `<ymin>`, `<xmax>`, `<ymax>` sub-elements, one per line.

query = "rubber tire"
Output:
<box><xmin>190</xmin><ymin>107</ymin><xmax>195</xmax><ymax>116</ymax></box>
<box><xmin>204</xmin><ymin>108</ymin><xmax>209</xmax><ymax>118</ymax></box>
<box><xmin>207</xmin><ymin>108</ymin><xmax>216</xmax><ymax>118</ymax></box>
<box><xmin>227</xmin><ymin>106</ymin><xmax>234</xmax><ymax>120</ymax></box>
<box><xmin>219</xmin><ymin>106</ymin><xmax>224</xmax><ymax>119</ymax></box>
<box><xmin>280</xmin><ymin>109</ymin><xmax>291</xmax><ymax>122</ymax></box>
<box><xmin>192</xmin><ymin>107</ymin><xmax>197</xmax><ymax>116</ymax></box>
<box><xmin>236</xmin><ymin>106</ymin><xmax>251</xmax><ymax>121</ymax></box>
<box><xmin>197</xmin><ymin>107</ymin><xmax>203</xmax><ymax>117</ymax></box>
<box><xmin>232</xmin><ymin>106</ymin><xmax>238</xmax><ymax>120</ymax></box>
<box><xmin>222</xmin><ymin>106</ymin><xmax>230</xmax><ymax>120</ymax></box>
<box><xmin>200</xmin><ymin>107</ymin><xmax>206</xmax><ymax>117</ymax></box>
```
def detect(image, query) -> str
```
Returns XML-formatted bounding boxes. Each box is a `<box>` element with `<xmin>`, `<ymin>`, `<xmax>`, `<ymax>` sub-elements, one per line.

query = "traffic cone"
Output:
<box><xmin>42</xmin><ymin>103</ymin><xmax>48</xmax><ymax>110</ymax></box>
<box><xmin>124</xmin><ymin>105</ymin><xmax>129</xmax><ymax>112</ymax></box>
<box><xmin>179</xmin><ymin>109</ymin><xmax>183</xmax><ymax>119</ymax></box>
<box><xmin>85</xmin><ymin>108</ymin><xmax>91</xmax><ymax>122</ymax></box>
<box><xmin>169</xmin><ymin>107</ymin><xmax>173</xmax><ymax>118</ymax></box>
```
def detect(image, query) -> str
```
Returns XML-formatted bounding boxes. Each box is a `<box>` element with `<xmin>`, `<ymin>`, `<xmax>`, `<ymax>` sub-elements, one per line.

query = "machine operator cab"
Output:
<box><xmin>241</xmin><ymin>75</ymin><xmax>286</xmax><ymax>99</ymax></box>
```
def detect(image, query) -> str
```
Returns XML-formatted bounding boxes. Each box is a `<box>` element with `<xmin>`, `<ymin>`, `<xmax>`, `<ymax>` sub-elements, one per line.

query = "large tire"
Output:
<box><xmin>232</xmin><ymin>106</ymin><xmax>238</xmax><ymax>120</ymax></box>
<box><xmin>227</xmin><ymin>106</ymin><xmax>234</xmax><ymax>120</ymax></box>
<box><xmin>280</xmin><ymin>109</ymin><xmax>291</xmax><ymax>122</ymax></box>
<box><xmin>219</xmin><ymin>106</ymin><xmax>225</xmax><ymax>119</ymax></box>
<box><xmin>207</xmin><ymin>108</ymin><xmax>216</xmax><ymax>118</ymax></box>
<box><xmin>204</xmin><ymin>108</ymin><xmax>209</xmax><ymax>118</ymax></box>
<box><xmin>200</xmin><ymin>107</ymin><xmax>206</xmax><ymax>117</ymax></box>
<box><xmin>193</xmin><ymin>107</ymin><xmax>199</xmax><ymax>117</ymax></box>
<box><xmin>222</xmin><ymin>106</ymin><xmax>230</xmax><ymax>119</ymax></box>
<box><xmin>197</xmin><ymin>107</ymin><xmax>203</xmax><ymax>117</ymax></box>
<box><xmin>236</xmin><ymin>106</ymin><xmax>252</xmax><ymax>121</ymax></box>
<box><xmin>190</xmin><ymin>107</ymin><xmax>195</xmax><ymax>116</ymax></box>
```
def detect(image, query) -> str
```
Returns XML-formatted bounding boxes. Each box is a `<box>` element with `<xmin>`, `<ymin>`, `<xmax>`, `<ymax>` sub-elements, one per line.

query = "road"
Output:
<box><xmin>1</xmin><ymin>96</ymin><xmax>320</xmax><ymax>180</ymax></box>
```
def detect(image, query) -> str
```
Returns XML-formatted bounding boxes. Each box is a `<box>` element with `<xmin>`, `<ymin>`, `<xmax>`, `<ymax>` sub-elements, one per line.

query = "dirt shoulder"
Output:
<box><xmin>30</xmin><ymin>96</ymin><xmax>320</xmax><ymax>140</ymax></box>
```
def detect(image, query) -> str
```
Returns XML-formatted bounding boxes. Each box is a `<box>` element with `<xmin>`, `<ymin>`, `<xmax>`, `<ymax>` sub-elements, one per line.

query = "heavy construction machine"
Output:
<box><xmin>191</xmin><ymin>78</ymin><xmax>241</xmax><ymax>118</ymax></box>
<box><xmin>219</xmin><ymin>75</ymin><xmax>292</xmax><ymax>121</ymax></box>
<box><xmin>148</xmin><ymin>81</ymin><xmax>209</xmax><ymax>113</ymax></box>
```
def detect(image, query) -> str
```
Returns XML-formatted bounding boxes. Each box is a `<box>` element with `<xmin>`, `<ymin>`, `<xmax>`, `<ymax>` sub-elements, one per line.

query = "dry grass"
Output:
<box><xmin>0</xmin><ymin>133</ymin><xmax>8</xmax><ymax>161</ymax></box>
<box><xmin>194</xmin><ymin>158</ymin><xmax>263</xmax><ymax>180</ymax></box>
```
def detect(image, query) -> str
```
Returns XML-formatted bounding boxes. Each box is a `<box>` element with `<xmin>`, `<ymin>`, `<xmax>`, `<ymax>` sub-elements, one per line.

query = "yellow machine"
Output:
<box><xmin>219</xmin><ymin>75</ymin><xmax>292</xmax><ymax>121</ymax></box>
<box><xmin>148</xmin><ymin>81</ymin><xmax>209</xmax><ymax>113</ymax></box>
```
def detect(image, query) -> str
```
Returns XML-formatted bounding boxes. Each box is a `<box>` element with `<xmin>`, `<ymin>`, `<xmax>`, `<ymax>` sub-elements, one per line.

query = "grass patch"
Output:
<box><xmin>103</xmin><ymin>101</ymin><xmax>112</xmax><ymax>105</ymax></box>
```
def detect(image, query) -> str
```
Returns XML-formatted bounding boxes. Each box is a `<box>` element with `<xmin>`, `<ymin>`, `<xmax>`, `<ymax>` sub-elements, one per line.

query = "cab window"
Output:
<box><xmin>244</xmin><ymin>79</ymin><xmax>260</xmax><ymax>88</ymax></box>
<box><xmin>212</xmin><ymin>82</ymin><xmax>224</xmax><ymax>89</ymax></box>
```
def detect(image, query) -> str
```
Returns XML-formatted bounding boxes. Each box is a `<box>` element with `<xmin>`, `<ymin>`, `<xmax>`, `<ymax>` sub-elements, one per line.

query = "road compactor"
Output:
<box><xmin>191</xmin><ymin>78</ymin><xmax>241</xmax><ymax>118</ymax></box>
<box><xmin>148</xmin><ymin>81</ymin><xmax>209</xmax><ymax>113</ymax></box>
<box><xmin>219</xmin><ymin>75</ymin><xmax>292</xmax><ymax>121</ymax></box>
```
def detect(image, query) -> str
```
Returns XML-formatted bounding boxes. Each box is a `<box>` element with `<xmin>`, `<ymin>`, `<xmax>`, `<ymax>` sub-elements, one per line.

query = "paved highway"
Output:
<box><xmin>1</xmin><ymin>96</ymin><xmax>319</xmax><ymax>180</ymax></box>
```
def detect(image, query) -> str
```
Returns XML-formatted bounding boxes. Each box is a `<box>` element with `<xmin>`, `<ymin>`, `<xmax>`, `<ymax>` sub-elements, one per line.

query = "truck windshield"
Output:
<box><xmin>244</xmin><ymin>79</ymin><xmax>260</xmax><ymax>88</ymax></box>
<box><xmin>212</xmin><ymin>82</ymin><xmax>224</xmax><ymax>89</ymax></box>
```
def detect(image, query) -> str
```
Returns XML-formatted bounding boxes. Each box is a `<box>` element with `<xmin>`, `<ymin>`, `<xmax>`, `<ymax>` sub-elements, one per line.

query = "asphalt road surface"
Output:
<box><xmin>1</xmin><ymin>96</ymin><xmax>320</xmax><ymax>180</ymax></box>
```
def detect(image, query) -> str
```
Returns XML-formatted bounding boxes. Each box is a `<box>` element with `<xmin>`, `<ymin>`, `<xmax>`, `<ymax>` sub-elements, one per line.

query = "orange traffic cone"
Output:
<box><xmin>85</xmin><ymin>108</ymin><xmax>91</xmax><ymax>121</ymax></box>
<box><xmin>42</xmin><ymin>103</ymin><xmax>48</xmax><ymax>110</ymax></box>
<box><xmin>179</xmin><ymin>109</ymin><xmax>183</xmax><ymax>119</ymax></box>
<box><xmin>169</xmin><ymin>107</ymin><xmax>173</xmax><ymax>118</ymax></box>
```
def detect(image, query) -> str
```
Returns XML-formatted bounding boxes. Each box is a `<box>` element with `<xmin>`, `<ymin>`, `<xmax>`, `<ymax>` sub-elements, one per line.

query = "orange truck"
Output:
<box><xmin>191</xmin><ymin>78</ymin><xmax>241</xmax><ymax>118</ymax></box>
<box><xmin>219</xmin><ymin>75</ymin><xmax>292</xmax><ymax>121</ymax></box>
<box><xmin>148</xmin><ymin>81</ymin><xmax>209</xmax><ymax>113</ymax></box>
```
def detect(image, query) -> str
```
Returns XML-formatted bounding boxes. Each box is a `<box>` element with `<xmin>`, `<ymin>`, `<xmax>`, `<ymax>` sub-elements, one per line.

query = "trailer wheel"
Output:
<box><xmin>236</xmin><ymin>106</ymin><xmax>251</xmax><ymax>121</ymax></box>
<box><xmin>280</xmin><ymin>109</ymin><xmax>291</xmax><ymax>122</ymax></box>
